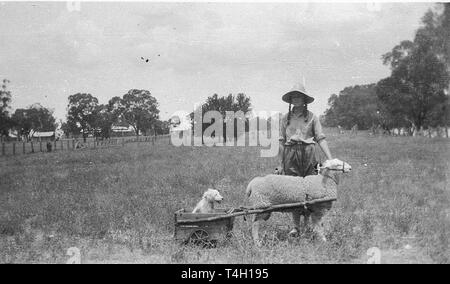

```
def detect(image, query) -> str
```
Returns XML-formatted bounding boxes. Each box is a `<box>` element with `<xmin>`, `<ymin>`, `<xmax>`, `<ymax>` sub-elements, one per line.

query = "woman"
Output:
<box><xmin>277</xmin><ymin>83</ymin><xmax>332</xmax><ymax>177</ymax></box>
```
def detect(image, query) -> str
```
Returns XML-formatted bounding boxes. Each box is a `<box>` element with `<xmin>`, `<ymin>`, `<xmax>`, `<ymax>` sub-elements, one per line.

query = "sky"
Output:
<box><xmin>0</xmin><ymin>1</ymin><xmax>436</xmax><ymax>122</ymax></box>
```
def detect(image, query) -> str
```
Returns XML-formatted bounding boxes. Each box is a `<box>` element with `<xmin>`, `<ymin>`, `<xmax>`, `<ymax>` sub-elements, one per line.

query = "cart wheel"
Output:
<box><xmin>225</xmin><ymin>231</ymin><xmax>234</xmax><ymax>239</ymax></box>
<box><xmin>188</xmin><ymin>230</ymin><xmax>215</xmax><ymax>248</ymax></box>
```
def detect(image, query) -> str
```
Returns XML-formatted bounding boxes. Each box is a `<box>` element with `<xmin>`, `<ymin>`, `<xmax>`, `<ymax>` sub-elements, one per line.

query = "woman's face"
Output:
<box><xmin>291</xmin><ymin>95</ymin><xmax>305</xmax><ymax>107</ymax></box>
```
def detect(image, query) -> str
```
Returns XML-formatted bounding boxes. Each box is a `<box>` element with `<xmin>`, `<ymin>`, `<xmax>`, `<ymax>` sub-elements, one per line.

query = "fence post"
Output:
<box><xmin>2</xmin><ymin>142</ymin><xmax>5</xmax><ymax>156</ymax></box>
<box><xmin>61</xmin><ymin>140</ymin><xmax>63</xmax><ymax>150</ymax></box>
<box><xmin>72</xmin><ymin>139</ymin><xmax>75</xmax><ymax>149</ymax></box>
<box><xmin>54</xmin><ymin>140</ymin><xmax>57</xmax><ymax>151</ymax></box>
<box><xmin>31</xmin><ymin>141</ymin><xmax>34</xmax><ymax>153</ymax></box>
<box><xmin>13</xmin><ymin>142</ymin><xmax>16</xmax><ymax>155</ymax></box>
<box><xmin>23</xmin><ymin>142</ymin><xmax>26</xmax><ymax>154</ymax></box>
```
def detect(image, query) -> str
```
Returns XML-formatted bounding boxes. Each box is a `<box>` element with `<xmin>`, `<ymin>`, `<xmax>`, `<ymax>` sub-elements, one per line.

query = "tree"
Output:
<box><xmin>441</xmin><ymin>4</ymin><xmax>450</xmax><ymax>75</ymax></box>
<box><xmin>154</xmin><ymin>119</ymin><xmax>170</xmax><ymax>135</ymax></box>
<box><xmin>323</xmin><ymin>84</ymin><xmax>379</xmax><ymax>130</ymax></box>
<box><xmin>11</xmin><ymin>103</ymin><xmax>56</xmax><ymax>140</ymax></box>
<box><xmin>426</xmin><ymin>95</ymin><xmax>450</xmax><ymax>129</ymax></box>
<box><xmin>420</xmin><ymin>4</ymin><xmax>449</xmax><ymax>72</ymax></box>
<box><xmin>66</xmin><ymin>93</ymin><xmax>99</xmax><ymax>142</ymax></box>
<box><xmin>0</xmin><ymin>79</ymin><xmax>12</xmax><ymax>138</ymax></box>
<box><xmin>92</xmin><ymin>104</ymin><xmax>117</xmax><ymax>139</ymax></box>
<box><xmin>200</xmin><ymin>93</ymin><xmax>252</xmax><ymax>114</ymax></box>
<box><xmin>190</xmin><ymin>93</ymin><xmax>252</xmax><ymax>142</ymax></box>
<box><xmin>376</xmin><ymin>4</ymin><xmax>450</xmax><ymax>130</ymax></box>
<box><xmin>60</xmin><ymin>121</ymin><xmax>73</xmax><ymax>138</ymax></box>
<box><xmin>109</xmin><ymin>89</ymin><xmax>160</xmax><ymax>137</ymax></box>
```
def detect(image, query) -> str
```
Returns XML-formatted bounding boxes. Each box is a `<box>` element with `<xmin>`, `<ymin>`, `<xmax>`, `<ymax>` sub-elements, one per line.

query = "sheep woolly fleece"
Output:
<box><xmin>246</xmin><ymin>174</ymin><xmax>337</xmax><ymax>208</ymax></box>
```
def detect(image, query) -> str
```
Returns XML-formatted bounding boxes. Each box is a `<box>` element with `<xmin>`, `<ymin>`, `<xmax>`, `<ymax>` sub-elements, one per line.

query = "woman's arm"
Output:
<box><xmin>312</xmin><ymin>114</ymin><xmax>332</xmax><ymax>160</ymax></box>
<box><xmin>278</xmin><ymin>142</ymin><xmax>284</xmax><ymax>165</ymax></box>
<box><xmin>318</xmin><ymin>139</ymin><xmax>332</xmax><ymax>160</ymax></box>
<box><xmin>276</xmin><ymin>114</ymin><xmax>287</xmax><ymax>173</ymax></box>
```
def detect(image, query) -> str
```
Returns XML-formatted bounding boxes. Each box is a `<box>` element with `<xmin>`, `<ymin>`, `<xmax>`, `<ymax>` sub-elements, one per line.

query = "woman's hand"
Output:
<box><xmin>274</xmin><ymin>166</ymin><xmax>283</xmax><ymax>175</ymax></box>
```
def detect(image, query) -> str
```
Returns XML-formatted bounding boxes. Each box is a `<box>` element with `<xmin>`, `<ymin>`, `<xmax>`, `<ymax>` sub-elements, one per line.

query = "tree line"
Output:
<box><xmin>0</xmin><ymin>80</ymin><xmax>58</xmax><ymax>141</ymax></box>
<box><xmin>0</xmin><ymin>85</ymin><xmax>169</xmax><ymax>142</ymax></box>
<box><xmin>1</xmin><ymin>78</ymin><xmax>254</xmax><ymax>143</ymax></box>
<box><xmin>187</xmin><ymin>93</ymin><xmax>253</xmax><ymax>142</ymax></box>
<box><xmin>324</xmin><ymin>3</ymin><xmax>449</xmax><ymax>133</ymax></box>
<box><xmin>62</xmin><ymin>89</ymin><xmax>167</xmax><ymax>142</ymax></box>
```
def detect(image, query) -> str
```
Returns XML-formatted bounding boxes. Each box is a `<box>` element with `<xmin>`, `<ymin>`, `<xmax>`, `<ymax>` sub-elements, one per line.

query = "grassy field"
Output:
<box><xmin>0</xmin><ymin>129</ymin><xmax>449</xmax><ymax>263</ymax></box>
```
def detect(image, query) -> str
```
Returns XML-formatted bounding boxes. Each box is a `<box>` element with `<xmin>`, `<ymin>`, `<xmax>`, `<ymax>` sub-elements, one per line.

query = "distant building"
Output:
<box><xmin>31</xmin><ymin>131</ymin><xmax>55</xmax><ymax>142</ymax></box>
<box><xmin>111</xmin><ymin>125</ymin><xmax>134</xmax><ymax>133</ymax></box>
<box><xmin>111</xmin><ymin>123</ymin><xmax>140</xmax><ymax>136</ymax></box>
<box><xmin>8</xmin><ymin>130</ymin><xmax>18</xmax><ymax>139</ymax></box>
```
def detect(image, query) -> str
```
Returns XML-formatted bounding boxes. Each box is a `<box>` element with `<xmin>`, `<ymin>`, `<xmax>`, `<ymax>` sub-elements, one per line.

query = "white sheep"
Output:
<box><xmin>245</xmin><ymin>158</ymin><xmax>352</xmax><ymax>245</ymax></box>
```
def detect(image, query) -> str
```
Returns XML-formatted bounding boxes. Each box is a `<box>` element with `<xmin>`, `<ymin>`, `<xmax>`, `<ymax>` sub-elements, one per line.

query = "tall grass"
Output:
<box><xmin>0</xmin><ymin>131</ymin><xmax>448</xmax><ymax>263</ymax></box>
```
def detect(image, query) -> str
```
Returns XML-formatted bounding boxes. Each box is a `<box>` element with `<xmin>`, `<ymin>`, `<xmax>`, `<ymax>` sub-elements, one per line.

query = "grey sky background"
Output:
<box><xmin>0</xmin><ymin>1</ymin><xmax>435</xmax><ymax>121</ymax></box>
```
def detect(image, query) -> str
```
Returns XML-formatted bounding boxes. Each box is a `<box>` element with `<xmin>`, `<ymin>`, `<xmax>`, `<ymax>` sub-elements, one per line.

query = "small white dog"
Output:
<box><xmin>192</xmin><ymin>188</ymin><xmax>224</xmax><ymax>213</ymax></box>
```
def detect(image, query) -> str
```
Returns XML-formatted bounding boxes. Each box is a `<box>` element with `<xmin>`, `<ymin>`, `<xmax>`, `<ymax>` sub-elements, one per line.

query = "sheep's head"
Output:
<box><xmin>321</xmin><ymin>159</ymin><xmax>352</xmax><ymax>173</ymax></box>
<box><xmin>203</xmin><ymin>188</ymin><xmax>224</xmax><ymax>203</ymax></box>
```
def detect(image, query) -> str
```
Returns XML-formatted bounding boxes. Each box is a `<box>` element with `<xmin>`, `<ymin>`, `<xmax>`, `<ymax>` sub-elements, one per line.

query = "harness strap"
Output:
<box><xmin>322</xmin><ymin>173</ymin><xmax>338</xmax><ymax>185</ymax></box>
<box><xmin>318</xmin><ymin>162</ymin><xmax>346</xmax><ymax>173</ymax></box>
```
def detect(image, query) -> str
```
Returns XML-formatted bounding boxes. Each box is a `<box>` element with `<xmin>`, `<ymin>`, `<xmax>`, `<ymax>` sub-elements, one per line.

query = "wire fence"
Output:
<box><xmin>2</xmin><ymin>128</ymin><xmax>449</xmax><ymax>158</ymax></box>
<box><xmin>0</xmin><ymin>134</ymin><xmax>172</xmax><ymax>157</ymax></box>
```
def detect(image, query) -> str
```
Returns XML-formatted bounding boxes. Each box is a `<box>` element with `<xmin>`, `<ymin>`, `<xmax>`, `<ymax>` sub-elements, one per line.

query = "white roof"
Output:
<box><xmin>8</xmin><ymin>130</ymin><xmax>18</xmax><ymax>138</ymax></box>
<box><xmin>32</xmin><ymin>131</ymin><xmax>54</xmax><ymax>137</ymax></box>
<box><xmin>112</xmin><ymin>125</ymin><xmax>134</xmax><ymax>132</ymax></box>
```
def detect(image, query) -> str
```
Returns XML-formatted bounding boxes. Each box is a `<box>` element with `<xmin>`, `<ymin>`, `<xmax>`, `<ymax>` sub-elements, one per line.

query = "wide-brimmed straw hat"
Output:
<box><xmin>282</xmin><ymin>82</ymin><xmax>314</xmax><ymax>104</ymax></box>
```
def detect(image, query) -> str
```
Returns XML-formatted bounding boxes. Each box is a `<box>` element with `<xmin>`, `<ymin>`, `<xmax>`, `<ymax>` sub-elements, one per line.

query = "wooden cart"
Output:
<box><xmin>174</xmin><ymin>197</ymin><xmax>336</xmax><ymax>247</ymax></box>
<box><xmin>174</xmin><ymin>208</ymin><xmax>236</xmax><ymax>247</ymax></box>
